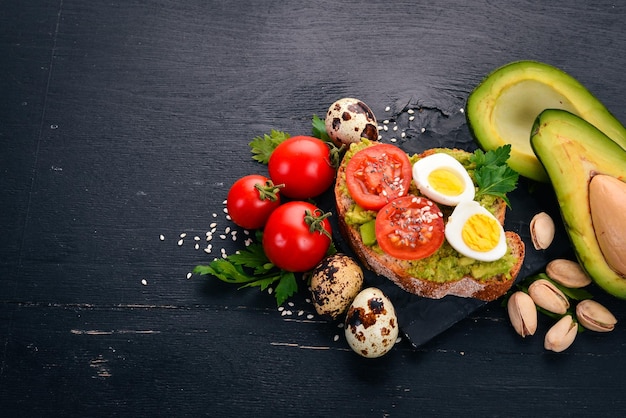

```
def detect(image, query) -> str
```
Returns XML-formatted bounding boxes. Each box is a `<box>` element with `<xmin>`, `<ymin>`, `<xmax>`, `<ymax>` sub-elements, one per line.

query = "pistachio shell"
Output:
<box><xmin>507</xmin><ymin>291</ymin><xmax>537</xmax><ymax>337</ymax></box>
<box><xmin>528</xmin><ymin>278</ymin><xmax>569</xmax><ymax>315</ymax></box>
<box><xmin>544</xmin><ymin>315</ymin><xmax>577</xmax><ymax>352</ymax></box>
<box><xmin>545</xmin><ymin>259</ymin><xmax>592</xmax><ymax>288</ymax></box>
<box><xmin>530</xmin><ymin>212</ymin><xmax>555</xmax><ymax>250</ymax></box>
<box><xmin>576</xmin><ymin>299</ymin><xmax>617</xmax><ymax>332</ymax></box>
<box><xmin>589</xmin><ymin>174</ymin><xmax>626</xmax><ymax>276</ymax></box>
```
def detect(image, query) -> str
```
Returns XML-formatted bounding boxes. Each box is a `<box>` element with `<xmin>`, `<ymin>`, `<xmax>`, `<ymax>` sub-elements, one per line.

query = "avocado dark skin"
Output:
<box><xmin>531</xmin><ymin>109</ymin><xmax>626</xmax><ymax>299</ymax></box>
<box><xmin>466</xmin><ymin>60</ymin><xmax>626</xmax><ymax>182</ymax></box>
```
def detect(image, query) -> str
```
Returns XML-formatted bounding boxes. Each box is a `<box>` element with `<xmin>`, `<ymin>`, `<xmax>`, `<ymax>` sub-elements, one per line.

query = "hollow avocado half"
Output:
<box><xmin>466</xmin><ymin>60</ymin><xmax>626</xmax><ymax>182</ymax></box>
<box><xmin>531</xmin><ymin>109</ymin><xmax>626</xmax><ymax>299</ymax></box>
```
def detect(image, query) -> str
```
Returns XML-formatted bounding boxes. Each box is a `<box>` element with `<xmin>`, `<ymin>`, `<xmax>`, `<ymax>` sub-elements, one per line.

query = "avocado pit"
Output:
<box><xmin>589</xmin><ymin>174</ymin><xmax>626</xmax><ymax>277</ymax></box>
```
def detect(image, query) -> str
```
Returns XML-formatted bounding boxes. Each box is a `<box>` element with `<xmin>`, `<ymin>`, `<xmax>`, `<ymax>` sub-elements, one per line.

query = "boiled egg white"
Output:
<box><xmin>445</xmin><ymin>200</ymin><xmax>507</xmax><ymax>262</ymax></box>
<box><xmin>412</xmin><ymin>153</ymin><xmax>475</xmax><ymax>206</ymax></box>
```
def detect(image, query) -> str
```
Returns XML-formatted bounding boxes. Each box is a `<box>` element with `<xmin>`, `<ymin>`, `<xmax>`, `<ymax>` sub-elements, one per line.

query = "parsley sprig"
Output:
<box><xmin>249</xmin><ymin>130</ymin><xmax>291</xmax><ymax>164</ymax></box>
<box><xmin>470</xmin><ymin>144</ymin><xmax>519</xmax><ymax>207</ymax></box>
<box><xmin>193</xmin><ymin>231</ymin><xmax>298</xmax><ymax>306</ymax></box>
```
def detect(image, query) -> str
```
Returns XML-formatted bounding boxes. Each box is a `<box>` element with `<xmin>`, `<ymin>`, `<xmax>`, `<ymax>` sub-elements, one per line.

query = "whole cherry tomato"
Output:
<box><xmin>262</xmin><ymin>201</ymin><xmax>332</xmax><ymax>272</ymax></box>
<box><xmin>226</xmin><ymin>174</ymin><xmax>282</xmax><ymax>230</ymax></box>
<box><xmin>268</xmin><ymin>136</ymin><xmax>336</xmax><ymax>199</ymax></box>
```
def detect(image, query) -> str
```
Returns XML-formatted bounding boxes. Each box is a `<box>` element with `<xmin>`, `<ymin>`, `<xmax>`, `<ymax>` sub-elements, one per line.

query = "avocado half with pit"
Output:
<box><xmin>531</xmin><ymin>109</ymin><xmax>626</xmax><ymax>299</ymax></box>
<box><xmin>466</xmin><ymin>60</ymin><xmax>626</xmax><ymax>182</ymax></box>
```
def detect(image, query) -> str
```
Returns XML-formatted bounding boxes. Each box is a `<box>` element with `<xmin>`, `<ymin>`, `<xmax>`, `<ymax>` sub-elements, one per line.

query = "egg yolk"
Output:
<box><xmin>428</xmin><ymin>168</ymin><xmax>464</xmax><ymax>196</ymax></box>
<box><xmin>461</xmin><ymin>214</ymin><xmax>501</xmax><ymax>252</ymax></box>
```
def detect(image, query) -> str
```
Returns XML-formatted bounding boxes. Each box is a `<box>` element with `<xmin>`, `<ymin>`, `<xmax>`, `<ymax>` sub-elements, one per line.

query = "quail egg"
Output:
<box><xmin>444</xmin><ymin>200</ymin><xmax>507</xmax><ymax>262</ymax></box>
<box><xmin>412</xmin><ymin>152</ymin><xmax>475</xmax><ymax>206</ymax></box>
<box><xmin>310</xmin><ymin>254</ymin><xmax>364</xmax><ymax>320</ymax></box>
<box><xmin>344</xmin><ymin>287</ymin><xmax>398</xmax><ymax>358</ymax></box>
<box><xmin>325</xmin><ymin>98</ymin><xmax>379</xmax><ymax>146</ymax></box>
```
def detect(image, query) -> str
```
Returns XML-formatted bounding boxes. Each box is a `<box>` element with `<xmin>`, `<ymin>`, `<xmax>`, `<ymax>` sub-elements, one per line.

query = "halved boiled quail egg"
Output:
<box><xmin>445</xmin><ymin>200</ymin><xmax>507</xmax><ymax>262</ymax></box>
<box><xmin>412</xmin><ymin>153</ymin><xmax>475</xmax><ymax>206</ymax></box>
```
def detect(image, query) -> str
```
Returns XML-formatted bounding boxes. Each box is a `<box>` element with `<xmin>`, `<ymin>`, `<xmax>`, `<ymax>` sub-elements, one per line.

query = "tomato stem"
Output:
<box><xmin>254</xmin><ymin>180</ymin><xmax>284</xmax><ymax>201</ymax></box>
<box><xmin>304</xmin><ymin>209</ymin><xmax>332</xmax><ymax>239</ymax></box>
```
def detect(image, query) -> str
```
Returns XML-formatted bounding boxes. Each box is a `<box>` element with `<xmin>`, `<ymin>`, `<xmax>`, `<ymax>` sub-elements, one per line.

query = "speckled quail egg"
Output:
<box><xmin>310</xmin><ymin>254</ymin><xmax>364</xmax><ymax>320</ymax></box>
<box><xmin>445</xmin><ymin>200</ymin><xmax>507</xmax><ymax>262</ymax></box>
<box><xmin>412</xmin><ymin>152</ymin><xmax>476</xmax><ymax>206</ymax></box>
<box><xmin>325</xmin><ymin>98</ymin><xmax>379</xmax><ymax>146</ymax></box>
<box><xmin>344</xmin><ymin>287</ymin><xmax>399</xmax><ymax>358</ymax></box>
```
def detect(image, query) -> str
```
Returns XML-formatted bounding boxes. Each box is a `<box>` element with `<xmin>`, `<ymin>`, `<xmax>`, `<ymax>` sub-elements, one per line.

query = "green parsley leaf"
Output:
<box><xmin>470</xmin><ymin>145</ymin><xmax>519</xmax><ymax>207</ymax></box>
<box><xmin>273</xmin><ymin>271</ymin><xmax>298</xmax><ymax>306</ymax></box>
<box><xmin>312</xmin><ymin>114</ymin><xmax>331</xmax><ymax>142</ymax></box>
<box><xmin>249</xmin><ymin>129</ymin><xmax>290</xmax><ymax>164</ymax></box>
<box><xmin>193</xmin><ymin>234</ymin><xmax>298</xmax><ymax>306</ymax></box>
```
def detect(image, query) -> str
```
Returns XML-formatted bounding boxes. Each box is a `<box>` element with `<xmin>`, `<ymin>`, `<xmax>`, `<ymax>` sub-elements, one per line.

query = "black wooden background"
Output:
<box><xmin>2</xmin><ymin>1</ymin><xmax>626</xmax><ymax>416</ymax></box>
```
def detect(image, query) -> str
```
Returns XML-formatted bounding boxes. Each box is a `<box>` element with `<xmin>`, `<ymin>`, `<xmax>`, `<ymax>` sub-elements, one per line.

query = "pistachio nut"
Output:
<box><xmin>545</xmin><ymin>259</ymin><xmax>592</xmax><ymax>288</ymax></box>
<box><xmin>544</xmin><ymin>315</ymin><xmax>577</xmax><ymax>352</ymax></box>
<box><xmin>530</xmin><ymin>212</ymin><xmax>555</xmax><ymax>250</ymax></box>
<box><xmin>575</xmin><ymin>299</ymin><xmax>617</xmax><ymax>332</ymax></box>
<box><xmin>528</xmin><ymin>278</ymin><xmax>569</xmax><ymax>315</ymax></box>
<box><xmin>507</xmin><ymin>291</ymin><xmax>538</xmax><ymax>337</ymax></box>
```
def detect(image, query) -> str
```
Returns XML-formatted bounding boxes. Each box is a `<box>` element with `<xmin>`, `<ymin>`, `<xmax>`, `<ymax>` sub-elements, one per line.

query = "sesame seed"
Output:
<box><xmin>219</xmin><ymin>234</ymin><xmax>226</xmax><ymax>240</ymax></box>
<box><xmin>210</xmin><ymin>222</ymin><xmax>217</xmax><ymax>228</ymax></box>
<box><xmin>390</xmin><ymin>138</ymin><xmax>397</xmax><ymax>143</ymax></box>
<box><xmin>177</xmin><ymin>239</ymin><xmax>184</xmax><ymax>246</ymax></box>
<box><xmin>288</xmin><ymin>301</ymin><xmax>294</xmax><ymax>307</ymax></box>
<box><xmin>393</xmin><ymin>125</ymin><xmax>398</xmax><ymax>131</ymax></box>
<box><xmin>224</xmin><ymin>226</ymin><xmax>231</xmax><ymax>234</ymax></box>
<box><xmin>298</xmin><ymin>310</ymin><xmax>304</xmax><ymax>316</ymax></box>
<box><xmin>333</xmin><ymin>334</ymin><xmax>340</xmax><ymax>342</ymax></box>
<box><xmin>222</xmin><ymin>200</ymin><xmax>227</xmax><ymax>205</ymax></box>
<box><xmin>194</xmin><ymin>243</ymin><xmax>200</xmax><ymax>250</ymax></box>
<box><xmin>212</xmin><ymin>213</ymin><xmax>218</xmax><ymax>218</ymax></box>
<box><xmin>223</xmin><ymin>207</ymin><xmax>228</xmax><ymax>214</ymax></box>
<box><xmin>186</xmin><ymin>272</ymin><xmax>192</xmax><ymax>279</ymax></box>
<box><xmin>159</xmin><ymin>234</ymin><xmax>165</xmax><ymax>241</ymax></box>
<box><xmin>306</xmin><ymin>314</ymin><xmax>314</xmax><ymax>320</ymax></box>
<box><xmin>244</xmin><ymin>238</ymin><xmax>253</xmax><ymax>246</ymax></box>
<box><xmin>141</xmin><ymin>279</ymin><xmax>148</xmax><ymax>286</ymax></box>
<box><xmin>408</xmin><ymin>109</ymin><xmax>415</xmax><ymax>114</ymax></box>
<box><xmin>383</xmin><ymin>119</ymin><xmax>389</xmax><ymax>124</ymax></box>
<box><xmin>421</xmin><ymin>127</ymin><xmax>426</xmax><ymax>132</ymax></box>
<box><xmin>383</xmin><ymin>125</ymin><xmax>388</xmax><ymax>131</ymax></box>
<box><xmin>194</xmin><ymin>236</ymin><xmax>200</xmax><ymax>241</ymax></box>
<box><xmin>278</xmin><ymin>306</ymin><xmax>284</xmax><ymax>312</ymax></box>
<box><xmin>401</xmin><ymin>132</ymin><xmax>406</xmax><ymax>138</ymax></box>
<box><xmin>459</xmin><ymin>108</ymin><xmax>465</xmax><ymax>113</ymax></box>
<box><xmin>179</xmin><ymin>233</ymin><xmax>187</xmax><ymax>238</ymax></box>
<box><xmin>268</xmin><ymin>287</ymin><xmax>273</xmax><ymax>295</ymax></box>
<box><xmin>305</xmin><ymin>298</ymin><xmax>311</xmax><ymax>303</ymax></box>
<box><xmin>385</xmin><ymin>106</ymin><xmax>391</xmax><ymax>111</ymax></box>
<box><xmin>409</xmin><ymin>115</ymin><xmax>415</xmax><ymax>121</ymax></box>
<box><xmin>226</xmin><ymin>215</ymin><xmax>231</xmax><ymax>221</ymax></box>
<box><xmin>204</xmin><ymin>246</ymin><xmax>212</xmax><ymax>254</ymax></box>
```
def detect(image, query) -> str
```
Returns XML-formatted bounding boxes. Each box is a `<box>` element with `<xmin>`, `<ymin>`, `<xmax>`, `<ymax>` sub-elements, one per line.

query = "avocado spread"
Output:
<box><xmin>341</xmin><ymin>141</ymin><xmax>517</xmax><ymax>283</ymax></box>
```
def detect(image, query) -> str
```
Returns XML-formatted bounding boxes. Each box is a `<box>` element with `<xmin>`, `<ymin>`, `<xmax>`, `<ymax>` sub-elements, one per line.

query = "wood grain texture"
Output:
<box><xmin>1</xmin><ymin>0</ymin><xmax>626</xmax><ymax>416</ymax></box>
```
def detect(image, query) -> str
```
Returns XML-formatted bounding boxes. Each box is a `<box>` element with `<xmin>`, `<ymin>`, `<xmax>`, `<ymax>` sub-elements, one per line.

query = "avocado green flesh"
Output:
<box><xmin>531</xmin><ymin>109</ymin><xmax>626</xmax><ymax>299</ymax></box>
<box><xmin>467</xmin><ymin>60</ymin><xmax>626</xmax><ymax>183</ymax></box>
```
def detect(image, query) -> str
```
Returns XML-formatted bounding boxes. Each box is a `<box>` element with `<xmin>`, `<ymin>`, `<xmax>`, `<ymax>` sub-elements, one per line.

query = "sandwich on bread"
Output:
<box><xmin>335</xmin><ymin>140</ymin><xmax>525</xmax><ymax>302</ymax></box>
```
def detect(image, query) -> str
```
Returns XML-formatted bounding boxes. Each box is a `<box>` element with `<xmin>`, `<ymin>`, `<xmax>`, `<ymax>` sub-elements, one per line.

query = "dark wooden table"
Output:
<box><xmin>2</xmin><ymin>1</ymin><xmax>625</xmax><ymax>416</ymax></box>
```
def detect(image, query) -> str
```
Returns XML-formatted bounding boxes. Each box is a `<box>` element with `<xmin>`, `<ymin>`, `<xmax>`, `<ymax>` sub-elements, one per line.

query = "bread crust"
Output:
<box><xmin>335</xmin><ymin>143</ymin><xmax>525</xmax><ymax>302</ymax></box>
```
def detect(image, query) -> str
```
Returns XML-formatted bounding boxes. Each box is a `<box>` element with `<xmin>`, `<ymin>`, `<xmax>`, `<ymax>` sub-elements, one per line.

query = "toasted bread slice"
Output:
<box><xmin>335</xmin><ymin>142</ymin><xmax>525</xmax><ymax>302</ymax></box>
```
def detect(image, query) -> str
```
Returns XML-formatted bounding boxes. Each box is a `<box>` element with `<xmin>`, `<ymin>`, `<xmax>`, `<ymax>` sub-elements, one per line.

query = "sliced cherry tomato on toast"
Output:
<box><xmin>345</xmin><ymin>144</ymin><xmax>412</xmax><ymax>211</ymax></box>
<box><xmin>375</xmin><ymin>195</ymin><xmax>445</xmax><ymax>260</ymax></box>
